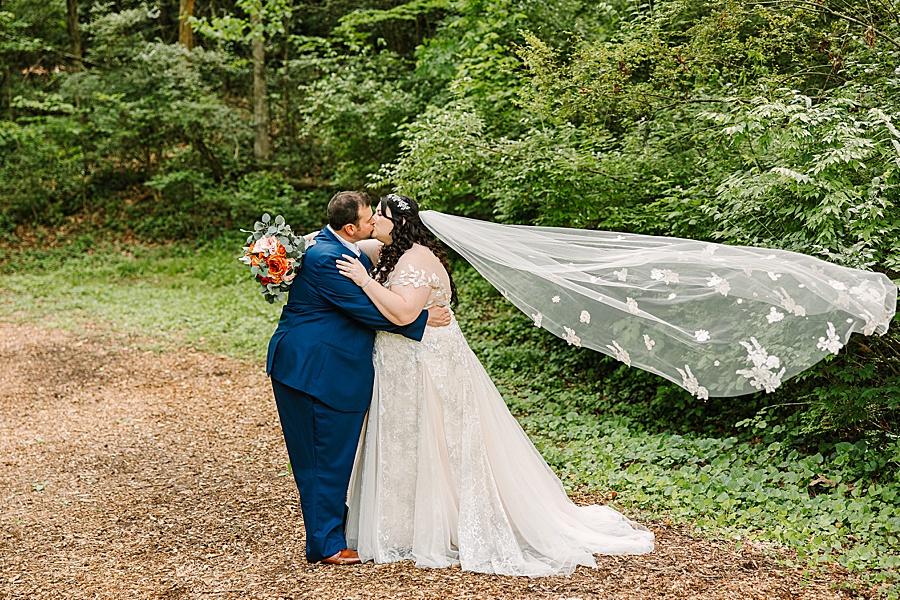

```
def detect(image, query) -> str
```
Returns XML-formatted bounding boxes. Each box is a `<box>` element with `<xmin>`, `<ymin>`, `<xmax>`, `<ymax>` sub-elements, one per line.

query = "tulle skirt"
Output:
<box><xmin>346</xmin><ymin>320</ymin><xmax>654</xmax><ymax>577</ymax></box>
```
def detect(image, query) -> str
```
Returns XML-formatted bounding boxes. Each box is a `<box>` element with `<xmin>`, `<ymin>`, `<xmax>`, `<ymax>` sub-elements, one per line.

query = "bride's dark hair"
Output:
<box><xmin>373</xmin><ymin>194</ymin><xmax>457</xmax><ymax>308</ymax></box>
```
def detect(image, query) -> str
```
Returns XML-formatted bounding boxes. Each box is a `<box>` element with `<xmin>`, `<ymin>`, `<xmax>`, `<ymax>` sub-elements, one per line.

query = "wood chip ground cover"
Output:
<box><xmin>0</xmin><ymin>324</ymin><xmax>864</xmax><ymax>599</ymax></box>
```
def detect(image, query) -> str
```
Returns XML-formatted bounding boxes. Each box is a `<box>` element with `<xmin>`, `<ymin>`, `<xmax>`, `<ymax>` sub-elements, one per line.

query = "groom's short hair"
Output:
<box><xmin>328</xmin><ymin>191</ymin><xmax>371</xmax><ymax>230</ymax></box>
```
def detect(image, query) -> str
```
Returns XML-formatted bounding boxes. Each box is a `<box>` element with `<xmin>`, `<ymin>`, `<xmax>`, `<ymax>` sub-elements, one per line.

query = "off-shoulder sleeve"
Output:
<box><xmin>390</xmin><ymin>262</ymin><xmax>442</xmax><ymax>291</ymax></box>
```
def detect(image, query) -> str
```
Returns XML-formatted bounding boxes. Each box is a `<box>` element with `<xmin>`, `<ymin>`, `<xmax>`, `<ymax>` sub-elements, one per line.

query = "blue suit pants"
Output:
<box><xmin>271</xmin><ymin>379</ymin><xmax>367</xmax><ymax>562</ymax></box>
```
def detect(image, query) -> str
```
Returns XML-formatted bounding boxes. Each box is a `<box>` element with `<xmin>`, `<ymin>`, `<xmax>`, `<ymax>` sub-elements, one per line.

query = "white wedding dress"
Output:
<box><xmin>345</xmin><ymin>259</ymin><xmax>654</xmax><ymax>577</ymax></box>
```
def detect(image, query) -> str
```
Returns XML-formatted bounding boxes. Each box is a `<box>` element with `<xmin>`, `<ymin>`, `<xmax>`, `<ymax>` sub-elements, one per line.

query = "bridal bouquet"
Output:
<box><xmin>239</xmin><ymin>213</ymin><xmax>306</xmax><ymax>303</ymax></box>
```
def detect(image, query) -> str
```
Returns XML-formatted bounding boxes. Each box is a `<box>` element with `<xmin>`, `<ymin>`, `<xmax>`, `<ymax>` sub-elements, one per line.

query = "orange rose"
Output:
<box><xmin>266</xmin><ymin>255</ymin><xmax>289</xmax><ymax>283</ymax></box>
<box><xmin>275</xmin><ymin>243</ymin><xmax>287</xmax><ymax>257</ymax></box>
<box><xmin>249</xmin><ymin>252</ymin><xmax>264</xmax><ymax>267</ymax></box>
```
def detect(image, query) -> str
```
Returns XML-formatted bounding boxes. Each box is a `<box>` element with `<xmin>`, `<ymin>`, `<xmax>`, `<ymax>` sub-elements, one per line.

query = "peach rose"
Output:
<box><xmin>266</xmin><ymin>255</ymin><xmax>290</xmax><ymax>283</ymax></box>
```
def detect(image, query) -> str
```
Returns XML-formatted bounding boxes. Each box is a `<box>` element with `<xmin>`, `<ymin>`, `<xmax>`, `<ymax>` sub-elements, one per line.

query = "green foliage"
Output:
<box><xmin>190</xmin><ymin>0</ymin><xmax>296</xmax><ymax>44</ymax></box>
<box><xmin>0</xmin><ymin>117</ymin><xmax>85</xmax><ymax>233</ymax></box>
<box><xmin>294</xmin><ymin>48</ymin><xmax>433</xmax><ymax>187</ymax></box>
<box><xmin>525</xmin><ymin>413</ymin><xmax>900</xmax><ymax>588</ymax></box>
<box><xmin>374</xmin><ymin>0</ymin><xmax>900</xmax><ymax>450</ymax></box>
<box><xmin>333</xmin><ymin>0</ymin><xmax>451</xmax><ymax>51</ymax></box>
<box><xmin>138</xmin><ymin>171</ymin><xmax>309</xmax><ymax>241</ymax></box>
<box><xmin>698</xmin><ymin>92</ymin><xmax>900</xmax><ymax>270</ymax></box>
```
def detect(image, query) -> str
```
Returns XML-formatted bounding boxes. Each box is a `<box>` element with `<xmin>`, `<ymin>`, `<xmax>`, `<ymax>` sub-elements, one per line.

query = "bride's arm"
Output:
<box><xmin>336</xmin><ymin>254</ymin><xmax>431</xmax><ymax>326</ymax></box>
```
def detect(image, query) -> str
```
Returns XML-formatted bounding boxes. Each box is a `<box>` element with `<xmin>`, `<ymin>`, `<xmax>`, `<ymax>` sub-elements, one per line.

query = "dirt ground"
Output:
<box><xmin>0</xmin><ymin>323</ymin><xmax>865</xmax><ymax>600</ymax></box>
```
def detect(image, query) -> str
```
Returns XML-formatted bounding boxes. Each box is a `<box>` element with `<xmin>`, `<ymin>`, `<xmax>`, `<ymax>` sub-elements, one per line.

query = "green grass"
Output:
<box><xmin>1</xmin><ymin>241</ymin><xmax>898</xmax><ymax>596</ymax></box>
<box><xmin>0</xmin><ymin>241</ymin><xmax>281</xmax><ymax>358</ymax></box>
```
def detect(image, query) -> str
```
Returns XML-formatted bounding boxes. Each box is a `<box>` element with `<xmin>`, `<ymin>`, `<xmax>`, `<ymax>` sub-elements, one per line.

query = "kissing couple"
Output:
<box><xmin>266</xmin><ymin>190</ymin><xmax>654</xmax><ymax>577</ymax></box>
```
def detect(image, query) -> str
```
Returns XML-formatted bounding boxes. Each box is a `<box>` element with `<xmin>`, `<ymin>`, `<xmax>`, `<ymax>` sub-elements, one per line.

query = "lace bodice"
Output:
<box><xmin>385</xmin><ymin>261</ymin><xmax>452</xmax><ymax>309</ymax></box>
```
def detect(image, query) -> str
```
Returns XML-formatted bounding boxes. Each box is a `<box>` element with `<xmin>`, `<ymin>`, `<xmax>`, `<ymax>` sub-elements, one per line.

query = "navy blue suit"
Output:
<box><xmin>267</xmin><ymin>227</ymin><xmax>427</xmax><ymax>562</ymax></box>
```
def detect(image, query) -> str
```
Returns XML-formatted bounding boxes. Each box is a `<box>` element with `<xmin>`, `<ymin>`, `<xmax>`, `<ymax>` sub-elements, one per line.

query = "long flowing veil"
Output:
<box><xmin>420</xmin><ymin>211</ymin><xmax>897</xmax><ymax>398</ymax></box>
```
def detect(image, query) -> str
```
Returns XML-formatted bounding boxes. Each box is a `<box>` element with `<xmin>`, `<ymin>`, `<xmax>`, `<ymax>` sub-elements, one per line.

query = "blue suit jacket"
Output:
<box><xmin>266</xmin><ymin>227</ymin><xmax>428</xmax><ymax>412</ymax></box>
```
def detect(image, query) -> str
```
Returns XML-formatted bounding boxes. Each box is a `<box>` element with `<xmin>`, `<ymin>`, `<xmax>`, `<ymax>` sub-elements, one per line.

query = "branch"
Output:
<box><xmin>570</xmin><ymin>85</ymin><xmax>752</xmax><ymax>114</ymax></box>
<box><xmin>457</xmin><ymin>139</ymin><xmax>628</xmax><ymax>183</ymax></box>
<box><xmin>192</xmin><ymin>136</ymin><xmax>225</xmax><ymax>182</ymax></box>
<box><xmin>867</xmin><ymin>0</ymin><xmax>900</xmax><ymax>28</ymax></box>
<box><xmin>56</xmin><ymin>50</ymin><xmax>100</xmax><ymax>68</ymax></box>
<box><xmin>747</xmin><ymin>0</ymin><xmax>900</xmax><ymax>51</ymax></box>
<box><xmin>652</xmin><ymin>96</ymin><xmax>751</xmax><ymax>114</ymax></box>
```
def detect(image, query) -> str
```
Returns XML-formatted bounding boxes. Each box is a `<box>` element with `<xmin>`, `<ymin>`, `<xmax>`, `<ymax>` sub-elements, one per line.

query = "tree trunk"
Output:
<box><xmin>66</xmin><ymin>0</ymin><xmax>83</xmax><ymax>70</ymax></box>
<box><xmin>251</xmin><ymin>14</ymin><xmax>270</xmax><ymax>162</ymax></box>
<box><xmin>193</xmin><ymin>136</ymin><xmax>225</xmax><ymax>182</ymax></box>
<box><xmin>179</xmin><ymin>0</ymin><xmax>195</xmax><ymax>50</ymax></box>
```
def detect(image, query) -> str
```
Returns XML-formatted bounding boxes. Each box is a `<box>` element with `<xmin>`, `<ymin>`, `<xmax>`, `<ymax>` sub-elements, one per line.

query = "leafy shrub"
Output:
<box><xmin>0</xmin><ymin>115</ymin><xmax>84</xmax><ymax>235</ymax></box>
<box><xmin>295</xmin><ymin>49</ymin><xmax>432</xmax><ymax>187</ymax></box>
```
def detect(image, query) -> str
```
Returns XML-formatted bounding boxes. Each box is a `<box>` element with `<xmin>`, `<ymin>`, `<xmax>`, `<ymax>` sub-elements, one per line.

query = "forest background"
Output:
<box><xmin>1</xmin><ymin>0</ymin><xmax>899</xmax><ymax>595</ymax></box>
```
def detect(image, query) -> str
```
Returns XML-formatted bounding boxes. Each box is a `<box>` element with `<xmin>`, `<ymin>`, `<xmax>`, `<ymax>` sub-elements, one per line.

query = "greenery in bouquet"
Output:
<box><xmin>239</xmin><ymin>214</ymin><xmax>306</xmax><ymax>303</ymax></box>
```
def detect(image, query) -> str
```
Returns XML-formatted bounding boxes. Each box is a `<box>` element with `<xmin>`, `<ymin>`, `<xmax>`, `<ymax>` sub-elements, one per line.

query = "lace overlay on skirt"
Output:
<box><xmin>346</xmin><ymin>275</ymin><xmax>653</xmax><ymax>576</ymax></box>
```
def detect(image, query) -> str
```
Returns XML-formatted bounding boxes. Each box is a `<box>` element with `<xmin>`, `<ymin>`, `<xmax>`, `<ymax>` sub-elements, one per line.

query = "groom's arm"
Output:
<box><xmin>316</xmin><ymin>256</ymin><xmax>428</xmax><ymax>341</ymax></box>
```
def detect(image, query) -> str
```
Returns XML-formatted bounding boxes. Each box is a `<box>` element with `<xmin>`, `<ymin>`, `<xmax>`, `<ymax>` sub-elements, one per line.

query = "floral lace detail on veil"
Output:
<box><xmin>417</xmin><ymin>211</ymin><xmax>898</xmax><ymax>399</ymax></box>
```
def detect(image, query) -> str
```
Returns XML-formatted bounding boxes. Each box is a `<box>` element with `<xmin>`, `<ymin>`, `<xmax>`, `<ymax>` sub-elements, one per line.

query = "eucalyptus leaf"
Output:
<box><xmin>262</xmin><ymin>213</ymin><xmax>271</xmax><ymax>223</ymax></box>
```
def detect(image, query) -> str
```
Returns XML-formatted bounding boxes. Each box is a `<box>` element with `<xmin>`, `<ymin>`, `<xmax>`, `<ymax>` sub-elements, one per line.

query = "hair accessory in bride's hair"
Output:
<box><xmin>386</xmin><ymin>194</ymin><xmax>411</xmax><ymax>212</ymax></box>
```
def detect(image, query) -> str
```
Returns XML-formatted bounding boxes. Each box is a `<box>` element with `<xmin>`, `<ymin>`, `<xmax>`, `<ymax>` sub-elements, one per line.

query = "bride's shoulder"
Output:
<box><xmin>404</xmin><ymin>243</ymin><xmax>439</xmax><ymax>263</ymax></box>
<box><xmin>393</xmin><ymin>245</ymin><xmax>443</xmax><ymax>281</ymax></box>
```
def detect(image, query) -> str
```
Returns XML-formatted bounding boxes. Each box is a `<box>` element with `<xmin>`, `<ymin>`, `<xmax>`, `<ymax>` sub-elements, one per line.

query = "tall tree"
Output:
<box><xmin>251</xmin><ymin>10</ymin><xmax>269</xmax><ymax>161</ymax></box>
<box><xmin>66</xmin><ymin>0</ymin><xmax>83</xmax><ymax>70</ymax></box>
<box><xmin>179</xmin><ymin>0</ymin><xmax>195</xmax><ymax>50</ymax></box>
<box><xmin>192</xmin><ymin>0</ymin><xmax>293</xmax><ymax>161</ymax></box>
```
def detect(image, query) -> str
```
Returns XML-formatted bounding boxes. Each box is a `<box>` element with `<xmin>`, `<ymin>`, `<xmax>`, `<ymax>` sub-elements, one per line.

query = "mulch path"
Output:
<box><xmin>0</xmin><ymin>323</ymin><xmax>864</xmax><ymax>599</ymax></box>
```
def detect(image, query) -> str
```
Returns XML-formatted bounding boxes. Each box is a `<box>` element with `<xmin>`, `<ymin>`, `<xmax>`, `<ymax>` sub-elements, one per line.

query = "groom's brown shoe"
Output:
<box><xmin>320</xmin><ymin>549</ymin><xmax>361</xmax><ymax>565</ymax></box>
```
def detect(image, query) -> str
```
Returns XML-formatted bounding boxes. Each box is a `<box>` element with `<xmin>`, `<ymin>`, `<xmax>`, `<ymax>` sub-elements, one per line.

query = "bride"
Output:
<box><xmin>334</xmin><ymin>194</ymin><xmax>654</xmax><ymax>577</ymax></box>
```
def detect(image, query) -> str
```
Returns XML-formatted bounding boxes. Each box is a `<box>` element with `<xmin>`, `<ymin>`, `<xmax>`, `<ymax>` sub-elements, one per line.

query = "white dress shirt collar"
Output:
<box><xmin>326</xmin><ymin>225</ymin><xmax>361</xmax><ymax>257</ymax></box>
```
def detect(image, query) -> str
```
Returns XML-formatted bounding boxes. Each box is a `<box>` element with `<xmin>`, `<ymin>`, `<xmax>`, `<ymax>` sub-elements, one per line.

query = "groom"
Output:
<box><xmin>267</xmin><ymin>191</ymin><xmax>447</xmax><ymax>565</ymax></box>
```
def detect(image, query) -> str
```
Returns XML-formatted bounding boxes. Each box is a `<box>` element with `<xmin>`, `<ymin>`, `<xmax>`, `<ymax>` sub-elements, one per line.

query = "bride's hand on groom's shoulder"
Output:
<box><xmin>336</xmin><ymin>254</ymin><xmax>370</xmax><ymax>287</ymax></box>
